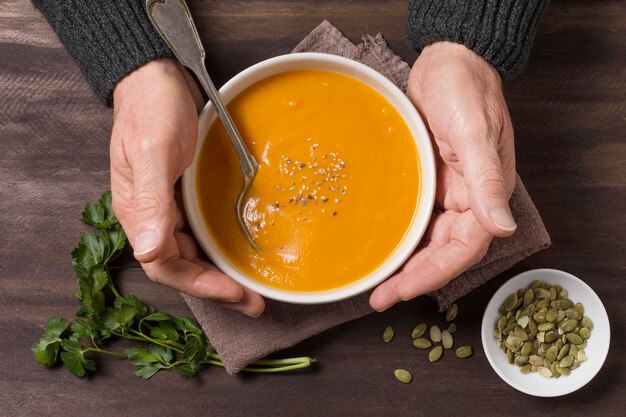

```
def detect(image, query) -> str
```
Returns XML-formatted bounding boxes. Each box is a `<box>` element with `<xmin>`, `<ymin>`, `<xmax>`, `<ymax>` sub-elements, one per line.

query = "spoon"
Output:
<box><xmin>146</xmin><ymin>0</ymin><xmax>259</xmax><ymax>250</ymax></box>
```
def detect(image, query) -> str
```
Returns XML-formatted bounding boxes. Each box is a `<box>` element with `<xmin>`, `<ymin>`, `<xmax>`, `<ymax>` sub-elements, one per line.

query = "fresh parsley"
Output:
<box><xmin>33</xmin><ymin>191</ymin><xmax>314</xmax><ymax>379</ymax></box>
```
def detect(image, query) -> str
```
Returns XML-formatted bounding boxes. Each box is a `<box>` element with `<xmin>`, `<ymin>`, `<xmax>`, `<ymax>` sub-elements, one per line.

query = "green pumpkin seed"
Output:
<box><xmin>455</xmin><ymin>345</ymin><xmax>473</xmax><ymax>359</ymax></box>
<box><xmin>546</xmin><ymin>309</ymin><xmax>558</xmax><ymax>322</ymax></box>
<box><xmin>394</xmin><ymin>369</ymin><xmax>412</xmax><ymax>384</ymax></box>
<box><xmin>447</xmin><ymin>323</ymin><xmax>457</xmax><ymax>333</ymax></box>
<box><xmin>577</xmin><ymin>350</ymin><xmax>587</xmax><ymax>362</ymax></box>
<box><xmin>559</xmin><ymin>319</ymin><xmax>578</xmax><ymax>333</ymax></box>
<box><xmin>528</xmin><ymin>318</ymin><xmax>538</xmax><ymax>333</ymax></box>
<box><xmin>514</xmin><ymin>327</ymin><xmax>529</xmax><ymax>341</ymax></box>
<box><xmin>581</xmin><ymin>316</ymin><xmax>593</xmax><ymax>330</ymax></box>
<box><xmin>549</xmin><ymin>287</ymin><xmax>557</xmax><ymax>300</ymax></box>
<box><xmin>535</xmin><ymin>288</ymin><xmax>551</xmax><ymax>299</ymax></box>
<box><xmin>557</xmin><ymin>344</ymin><xmax>570</xmax><ymax>361</ymax></box>
<box><xmin>565</xmin><ymin>308</ymin><xmax>581</xmax><ymax>320</ymax></box>
<box><xmin>566</xmin><ymin>333</ymin><xmax>583</xmax><ymax>345</ymax></box>
<box><xmin>445</xmin><ymin>303</ymin><xmax>458</xmax><ymax>322</ymax></box>
<box><xmin>442</xmin><ymin>330</ymin><xmax>454</xmax><ymax>349</ymax></box>
<box><xmin>430</xmin><ymin>325</ymin><xmax>442</xmax><ymax>343</ymax></box>
<box><xmin>546</xmin><ymin>345</ymin><xmax>558</xmax><ymax>362</ymax></box>
<box><xmin>545</xmin><ymin>331</ymin><xmax>558</xmax><ymax>343</ymax></box>
<box><xmin>569</xmin><ymin>344</ymin><xmax>578</xmax><ymax>358</ymax></box>
<box><xmin>412</xmin><ymin>323</ymin><xmax>427</xmax><ymax>339</ymax></box>
<box><xmin>412</xmin><ymin>338</ymin><xmax>432</xmax><ymax>349</ymax></box>
<box><xmin>523</xmin><ymin>288</ymin><xmax>534</xmax><ymax>306</ymax></box>
<box><xmin>521</xmin><ymin>341</ymin><xmax>533</xmax><ymax>356</ymax></box>
<box><xmin>538</xmin><ymin>366</ymin><xmax>553</xmax><ymax>378</ymax></box>
<box><xmin>383</xmin><ymin>326</ymin><xmax>394</xmax><ymax>342</ymax></box>
<box><xmin>556</xmin><ymin>365</ymin><xmax>571</xmax><ymax>376</ymax></box>
<box><xmin>506</xmin><ymin>349</ymin><xmax>514</xmax><ymax>364</ymax></box>
<box><xmin>574</xmin><ymin>302</ymin><xmax>585</xmax><ymax>316</ymax></box>
<box><xmin>560</xmin><ymin>355</ymin><xmax>575</xmax><ymax>368</ymax></box>
<box><xmin>558</xmin><ymin>298</ymin><xmax>574</xmax><ymax>310</ymax></box>
<box><xmin>535</xmin><ymin>298</ymin><xmax>550</xmax><ymax>310</ymax></box>
<box><xmin>530</xmin><ymin>280</ymin><xmax>542</xmax><ymax>289</ymax></box>
<box><xmin>504</xmin><ymin>293</ymin><xmax>518</xmax><ymax>311</ymax></box>
<box><xmin>579</xmin><ymin>327</ymin><xmax>591</xmax><ymax>340</ymax></box>
<box><xmin>514</xmin><ymin>355</ymin><xmax>529</xmax><ymax>366</ymax></box>
<box><xmin>519</xmin><ymin>364</ymin><xmax>532</xmax><ymax>374</ymax></box>
<box><xmin>429</xmin><ymin>346</ymin><xmax>443</xmax><ymax>362</ymax></box>
<box><xmin>538</xmin><ymin>322</ymin><xmax>554</xmax><ymax>332</ymax></box>
<box><xmin>533</xmin><ymin>312</ymin><xmax>547</xmax><ymax>324</ymax></box>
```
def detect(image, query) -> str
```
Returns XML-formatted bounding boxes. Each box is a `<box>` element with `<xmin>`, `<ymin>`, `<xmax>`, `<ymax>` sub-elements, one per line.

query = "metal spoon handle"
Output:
<box><xmin>146</xmin><ymin>0</ymin><xmax>258</xmax><ymax>178</ymax></box>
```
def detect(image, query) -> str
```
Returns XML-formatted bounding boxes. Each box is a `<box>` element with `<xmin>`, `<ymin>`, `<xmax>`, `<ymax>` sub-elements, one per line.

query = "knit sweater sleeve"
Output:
<box><xmin>406</xmin><ymin>0</ymin><xmax>550</xmax><ymax>80</ymax></box>
<box><xmin>31</xmin><ymin>0</ymin><xmax>173</xmax><ymax>107</ymax></box>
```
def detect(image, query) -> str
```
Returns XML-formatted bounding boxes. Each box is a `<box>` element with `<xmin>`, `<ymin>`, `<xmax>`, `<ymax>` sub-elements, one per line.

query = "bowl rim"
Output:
<box><xmin>182</xmin><ymin>52</ymin><xmax>436</xmax><ymax>304</ymax></box>
<box><xmin>481</xmin><ymin>268</ymin><xmax>611</xmax><ymax>397</ymax></box>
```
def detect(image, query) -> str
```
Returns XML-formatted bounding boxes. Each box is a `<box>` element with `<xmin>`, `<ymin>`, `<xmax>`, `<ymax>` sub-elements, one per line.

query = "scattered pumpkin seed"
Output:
<box><xmin>442</xmin><ymin>330</ymin><xmax>454</xmax><ymax>349</ymax></box>
<box><xmin>412</xmin><ymin>338</ymin><xmax>432</xmax><ymax>349</ymax></box>
<box><xmin>447</xmin><ymin>323</ymin><xmax>457</xmax><ymax>333</ymax></box>
<box><xmin>430</xmin><ymin>325</ymin><xmax>442</xmax><ymax>343</ymax></box>
<box><xmin>394</xmin><ymin>369</ymin><xmax>412</xmax><ymax>384</ymax></box>
<box><xmin>411</xmin><ymin>323</ymin><xmax>427</xmax><ymax>339</ymax></box>
<box><xmin>429</xmin><ymin>346</ymin><xmax>443</xmax><ymax>362</ymax></box>
<box><xmin>383</xmin><ymin>326</ymin><xmax>394</xmax><ymax>342</ymax></box>
<box><xmin>455</xmin><ymin>345</ymin><xmax>473</xmax><ymax>359</ymax></box>
<box><xmin>445</xmin><ymin>303</ymin><xmax>458</xmax><ymax>322</ymax></box>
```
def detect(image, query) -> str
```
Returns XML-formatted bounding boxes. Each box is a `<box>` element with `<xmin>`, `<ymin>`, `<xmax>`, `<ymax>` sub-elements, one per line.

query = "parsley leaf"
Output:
<box><xmin>82</xmin><ymin>190</ymin><xmax>118</xmax><ymax>230</ymax></box>
<box><xmin>60</xmin><ymin>339</ymin><xmax>97</xmax><ymax>377</ymax></box>
<box><xmin>32</xmin><ymin>317</ymin><xmax>69</xmax><ymax>366</ymax></box>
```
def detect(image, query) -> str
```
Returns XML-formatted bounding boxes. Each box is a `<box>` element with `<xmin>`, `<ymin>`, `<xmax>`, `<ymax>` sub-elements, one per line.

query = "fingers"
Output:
<box><xmin>130</xmin><ymin>141</ymin><xmax>178</xmax><ymax>262</ymax></box>
<box><xmin>177</xmin><ymin>234</ymin><xmax>266</xmax><ymax>317</ymax></box>
<box><xmin>141</xmin><ymin>235</ymin><xmax>243</xmax><ymax>301</ymax></box>
<box><xmin>370</xmin><ymin>211</ymin><xmax>492</xmax><ymax>311</ymax></box>
<box><xmin>396</xmin><ymin>211</ymin><xmax>492</xmax><ymax>301</ymax></box>
<box><xmin>459</xmin><ymin>132</ymin><xmax>517</xmax><ymax>238</ymax></box>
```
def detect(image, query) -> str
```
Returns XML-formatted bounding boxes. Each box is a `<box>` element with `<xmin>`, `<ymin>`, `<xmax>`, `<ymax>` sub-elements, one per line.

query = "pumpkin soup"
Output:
<box><xmin>197</xmin><ymin>69</ymin><xmax>420</xmax><ymax>291</ymax></box>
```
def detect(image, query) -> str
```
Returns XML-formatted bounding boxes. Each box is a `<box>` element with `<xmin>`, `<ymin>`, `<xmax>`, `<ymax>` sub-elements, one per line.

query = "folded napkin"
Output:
<box><xmin>182</xmin><ymin>20</ymin><xmax>551</xmax><ymax>374</ymax></box>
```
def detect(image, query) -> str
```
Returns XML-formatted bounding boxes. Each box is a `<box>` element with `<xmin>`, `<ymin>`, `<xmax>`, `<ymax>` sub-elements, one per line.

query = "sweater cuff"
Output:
<box><xmin>32</xmin><ymin>0</ymin><xmax>173</xmax><ymax>106</ymax></box>
<box><xmin>406</xmin><ymin>0</ymin><xmax>549</xmax><ymax>81</ymax></box>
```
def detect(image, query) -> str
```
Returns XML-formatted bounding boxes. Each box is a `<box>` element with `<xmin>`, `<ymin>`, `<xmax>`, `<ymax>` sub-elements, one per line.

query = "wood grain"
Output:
<box><xmin>0</xmin><ymin>1</ymin><xmax>624</xmax><ymax>416</ymax></box>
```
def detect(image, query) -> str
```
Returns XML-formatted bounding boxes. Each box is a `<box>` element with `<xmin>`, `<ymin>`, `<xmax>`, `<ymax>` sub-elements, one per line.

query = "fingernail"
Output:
<box><xmin>134</xmin><ymin>230</ymin><xmax>158</xmax><ymax>255</ymax></box>
<box><xmin>490</xmin><ymin>208</ymin><xmax>517</xmax><ymax>232</ymax></box>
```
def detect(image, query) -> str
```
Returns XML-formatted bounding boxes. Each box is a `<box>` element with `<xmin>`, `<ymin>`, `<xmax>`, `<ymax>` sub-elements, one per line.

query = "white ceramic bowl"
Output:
<box><xmin>481</xmin><ymin>269</ymin><xmax>610</xmax><ymax>396</ymax></box>
<box><xmin>182</xmin><ymin>52</ymin><xmax>436</xmax><ymax>304</ymax></box>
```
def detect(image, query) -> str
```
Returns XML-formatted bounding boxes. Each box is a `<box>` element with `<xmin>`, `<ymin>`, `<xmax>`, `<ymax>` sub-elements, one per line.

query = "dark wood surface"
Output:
<box><xmin>1</xmin><ymin>1</ymin><xmax>624</xmax><ymax>416</ymax></box>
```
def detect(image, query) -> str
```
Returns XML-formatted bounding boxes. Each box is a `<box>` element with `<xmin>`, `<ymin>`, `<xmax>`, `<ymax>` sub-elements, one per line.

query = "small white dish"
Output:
<box><xmin>481</xmin><ymin>268</ymin><xmax>610</xmax><ymax>397</ymax></box>
<box><xmin>182</xmin><ymin>52</ymin><xmax>436</xmax><ymax>304</ymax></box>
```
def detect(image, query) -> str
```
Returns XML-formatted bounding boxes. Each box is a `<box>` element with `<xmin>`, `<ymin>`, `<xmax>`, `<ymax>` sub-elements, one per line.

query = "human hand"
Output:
<box><xmin>110</xmin><ymin>58</ymin><xmax>265</xmax><ymax>317</ymax></box>
<box><xmin>370</xmin><ymin>42</ymin><xmax>517</xmax><ymax>311</ymax></box>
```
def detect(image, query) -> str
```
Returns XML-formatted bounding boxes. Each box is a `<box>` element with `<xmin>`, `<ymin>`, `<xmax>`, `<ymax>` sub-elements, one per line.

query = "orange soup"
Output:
<box><xmin>197</xmin><ymin>69</ymin><xmax>420</xmax><ymax>292</ymax></box>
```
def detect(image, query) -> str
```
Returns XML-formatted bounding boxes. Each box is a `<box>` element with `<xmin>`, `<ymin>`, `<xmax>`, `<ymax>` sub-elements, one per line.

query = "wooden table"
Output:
<box><xmin>1</xmin><ymin>1</ymin><xmax>624</xmax><ymax>415</ymax></box>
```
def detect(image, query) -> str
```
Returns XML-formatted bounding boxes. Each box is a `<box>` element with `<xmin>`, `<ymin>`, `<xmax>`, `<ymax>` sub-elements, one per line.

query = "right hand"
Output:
<box><xmin>110</xmin><ymin>58</ymin><xmax>265</xmax><ymax>317</ymax></box>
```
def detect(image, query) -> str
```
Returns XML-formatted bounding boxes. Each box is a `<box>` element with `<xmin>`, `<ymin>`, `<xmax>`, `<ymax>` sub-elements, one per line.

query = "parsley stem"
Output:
<box><xmin>127</xmin><ymin>329</ymin><xmax>185</xmax><ymax>353</ymax></box>
<box><xmin>85</xmin><ymin>347</ymin><xmax>127</xmax><ymax>359</ymax></box>
<box><xmin>241</xmin><ymin>359</ymin><xmax>314</xmax><ymax>373</ymax></box>
<box><xmin>105</xmin><ymin>266</ymin><xmax>121</xmax><ymax>298</ymax></box>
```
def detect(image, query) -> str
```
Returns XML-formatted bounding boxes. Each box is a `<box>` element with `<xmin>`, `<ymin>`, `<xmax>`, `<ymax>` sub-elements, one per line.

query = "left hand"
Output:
<box><xmin>370</xmin><ymin>41</ymin><xmax>517</xmax><ymax>311</ymax></box>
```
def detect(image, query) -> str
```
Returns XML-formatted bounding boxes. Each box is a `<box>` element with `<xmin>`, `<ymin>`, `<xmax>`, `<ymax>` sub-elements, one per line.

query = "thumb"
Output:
<box><xmin>131</xmin><ymin>152</ymin><xmax>177</xmax><ymax>263</ymax></box>
<box><xmin>461</xmin><ymin>139</ymin><xmax>516</xmax><ymax>237</ymax></box>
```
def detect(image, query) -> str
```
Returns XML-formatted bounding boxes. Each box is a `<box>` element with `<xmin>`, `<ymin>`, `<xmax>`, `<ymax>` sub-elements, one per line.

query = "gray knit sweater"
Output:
<box><xmin>32</xmin><ymin>0</ymin><xmax>549</xmax><ymax>106</ymax></box>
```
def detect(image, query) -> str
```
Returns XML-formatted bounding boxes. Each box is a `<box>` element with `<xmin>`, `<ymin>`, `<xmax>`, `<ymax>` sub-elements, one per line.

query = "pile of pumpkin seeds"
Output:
<box><xmin>389</xmin><ymin>303</ymin><xmax>474</xmax><ymax>384</ymax></box>
<box><xmin>494</xmin><ymin>280</ymin><xmax>593</xmax><ymax>378</ymax></box>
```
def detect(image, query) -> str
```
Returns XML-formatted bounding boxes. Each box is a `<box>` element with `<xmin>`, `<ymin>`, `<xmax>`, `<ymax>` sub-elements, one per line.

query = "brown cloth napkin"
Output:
<box><xmin>182</xmin><ymin>20</ymin><xmax>551</xmax><ymax>374</ymax></box>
